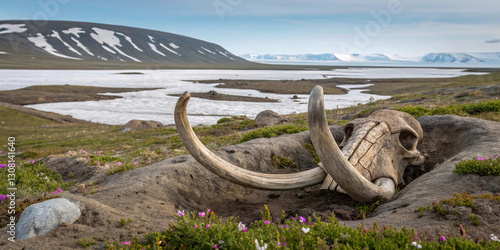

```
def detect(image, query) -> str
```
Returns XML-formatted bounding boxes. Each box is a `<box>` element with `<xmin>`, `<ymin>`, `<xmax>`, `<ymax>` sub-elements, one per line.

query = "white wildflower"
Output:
<box><xmin>490</xmin><ymin>234</ymin><xmax>499</xmax><ymax>242</ymax></box>
<box><xmin>254</xmin><ymin>239</ymin><xmax>268</xmax><ymax>250</ymax></box>
<box><xmin>238</xmin><ymin>222</ymin><xmax>246</xmax><ymax>231</ymax></box>
<box><xmin>301</xmin><ymin>227</ymin><xmax>310</xmax><ymax>233</ymax></box>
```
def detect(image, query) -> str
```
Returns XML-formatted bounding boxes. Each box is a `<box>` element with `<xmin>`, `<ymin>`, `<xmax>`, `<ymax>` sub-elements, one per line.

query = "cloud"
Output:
<box><xmin>485</xmin><ymin>39</ymin><xmax>500</xmax><ymax>44</ymax></box>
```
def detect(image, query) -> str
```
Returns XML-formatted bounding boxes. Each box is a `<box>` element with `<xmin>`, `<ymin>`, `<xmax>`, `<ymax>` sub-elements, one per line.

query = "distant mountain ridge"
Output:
<box><xmin>0</xmin><ymin>20</ymin><xmax>253</xmax><ymax>68</ymax></box>
<box><xmin>241</xmin><ymin>52</ymin><xmax>500</xmax><ymax>65</ymax></box>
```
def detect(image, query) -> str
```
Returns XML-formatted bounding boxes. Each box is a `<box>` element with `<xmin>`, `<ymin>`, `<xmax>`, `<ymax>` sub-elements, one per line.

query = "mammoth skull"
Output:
<box><xmin>174</xmin><ymin>86</ymin><xmax>425</xmax><ymax>202</ymax></box>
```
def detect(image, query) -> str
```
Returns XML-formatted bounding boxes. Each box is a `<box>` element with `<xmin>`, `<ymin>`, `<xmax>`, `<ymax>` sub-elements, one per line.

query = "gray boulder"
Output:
<box><xmin>16</xmin><ymin>198</ymin><xmax>81</xmax><ymax>240</ymax></box>
<box><xmin>120</xmin><ymin>120</ymin><xmax>163</xmax><ymax>132</ymax></box>
<box><xmin>255</xmin><ymin>110</ymin><xmax>287</xmax><ymax>127</ymax></box>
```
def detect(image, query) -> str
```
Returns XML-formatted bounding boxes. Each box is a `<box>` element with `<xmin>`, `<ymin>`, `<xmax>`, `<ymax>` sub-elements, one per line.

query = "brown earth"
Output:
<box><xmin>0</xmin><ymin>85</ymin><xmax>160</xmax><ymax>106</ymax></box>
<box><xmin>1</xmin><ymin>115</ymin><xmax>499</xmax><ymax>249</ymax></box>
<box><xmin>168</xmin><ymin>91</ymin><xmax>279</xmax><ymax>103</ymax></box>
<box><xmin>195</xmin><ymin>78</ymin><xmax>350</xmax><ymax>95</ymax></box>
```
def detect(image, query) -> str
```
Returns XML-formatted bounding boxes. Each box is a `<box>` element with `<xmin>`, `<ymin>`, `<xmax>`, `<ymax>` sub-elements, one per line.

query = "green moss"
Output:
<box><xmin>272</xmin><ymin>155</ymin><xmax>298</xmax><ymax>169</ymax></box>
<box><xmin>304</xmin><ymin>143</ymin><xmax>320</xmax><ymax>164</ymax></box>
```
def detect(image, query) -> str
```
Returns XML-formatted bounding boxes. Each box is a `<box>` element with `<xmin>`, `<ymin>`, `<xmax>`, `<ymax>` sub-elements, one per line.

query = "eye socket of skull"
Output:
<box><xmin>398</xmin><ymin>130</ymin><xmax>418</xmax><ymax>151</ymax></box>
<box><xmin>339</xmin><ymin>124</ymin><xmax>354</xmax><ymax>148</ymax></box>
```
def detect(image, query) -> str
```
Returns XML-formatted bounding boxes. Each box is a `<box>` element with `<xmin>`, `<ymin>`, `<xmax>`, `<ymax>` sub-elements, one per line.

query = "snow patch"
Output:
<box><xmin>71</xmin><ymin>37</ymin><xmax>94</xmax><ymax>56</ymax></box>
<box><xmin>0</xmin><ymin>51</ymin><xmax>6</xmax><ymax>54</ymax></box>
<box><xmin>160</xmin><ymin>43</ymin><xmax>181</xmax><ymax>56</ymax></box>
<box><xmin>62</xmin><ymin>28</ymin><xmax>85</xmax><ymax>38</ymax></box>
<box><xmin>102</xmin><ymin>45</ymin><xmax>116</xmax><ymax>54</ymax></box>
<box><xmin>116</xmin><ymin>32</ymin><xmax>143</xmax><ymax>52</ymax></box>
<box><xmin>148</xmin><ymin>43</ymin><xmax>165</xmax><ymax>56</ymax></box>
<box><xmin>90</xmin><ymin>27</ymin><xmax>141</xmax><ymax>62</ymax></box>
<box><xmin>201</xmin><ymin>47</ymin><xmax>216</xmax><ymax>55</ymax></box>
<box><xmin>169</xmin><ymin>43</ymin><xmax>179</xmax><ymax>49</ymax></box>
<box><xmin>27</xmin><ymin>33</ymin><xmax>81</xmax><ymax>60</ymax></box>
<box><xmin>50</xmin><ymin>30</ymin><xmax>81</xmax><ymax>56</ymax></box>
<box><xmin>198</xmin><ymin>50</ymin><xmax>205</xmax><ymax>55</ymax></box>
<box><xmin>0</xmin><ymin>24</ymin><xmax>28</xmax><ymax>34</ymax></box>
<box><xmin>148</xmin><ymin>35</ymin><xmax>155</xmax><ymax>43</ymax></box>
<box><xmin>218</xmin><ymin>51</ymin><xmax>230</xmax><ymax>58</ymax></box>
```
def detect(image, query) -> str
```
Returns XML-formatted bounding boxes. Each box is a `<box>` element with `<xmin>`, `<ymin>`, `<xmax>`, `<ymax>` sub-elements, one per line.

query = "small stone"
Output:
<box><xmin>297</xmin><ymin>193</ymin><xmax>304</xmax><ymax>199</ymax></box>
<box><xmin>77</xmin><ymin>184</ymin><xmax>86</xmax><ymax>193</ymax></box>
<box><xmin>268</xmin><ymin>194</ymin><xmax>280</xmax><ymax>199</ymax></box>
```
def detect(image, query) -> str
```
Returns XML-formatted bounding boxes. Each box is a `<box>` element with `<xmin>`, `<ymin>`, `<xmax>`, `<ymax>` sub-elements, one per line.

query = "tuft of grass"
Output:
<box><xmin>78</xmin><ymin>238</ymin><xmax>97</xmax><ymax>248</ymax></box>
<box><xmin>240</xmin><ymin>124</ymin><xmax>308</xmax><ymax>143</ymax></box>
<box><xmin>469</xmin><ymin>214</ymin><xmax>480</xmax><ymax>226</ymax></box>
<box><xmin>454</xmin><ymin>155</ymin><xmax>500</xmax><ymax>176</ymax></box>
<box><xmin>356</xmin><ymin>200</ymin><xmax>382</xmax><ymax>220</ymax></box>
<box><xmin>272</xmin><ymin>155</ymin><xmax>298</xmax><ymax>169</ymax></box>
<box><xmin>106</xmin><ymin>206</ymin><xmax>500</xmax><ymax>249</ymax></box>
<box><xmin>120</xmin><ymin>218</ymin><xmax>133</xmax><ymax>227</ymax></box>
<box><xmin>304</xmin><ymin>143</ymin><xmax>320</xmax><ymax>164</ymax></box>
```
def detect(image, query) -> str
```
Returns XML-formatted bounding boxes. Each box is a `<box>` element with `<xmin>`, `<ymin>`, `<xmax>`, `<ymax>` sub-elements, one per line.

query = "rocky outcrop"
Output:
<box><xmin>120</xmin><ymin>120</ymin><xmax>164</xmax><ymax>132</ymax></box>
<box><xmin>255</xmin><ymin>110</ymin><xmax>287</xmax><ymax>127</ymax></box>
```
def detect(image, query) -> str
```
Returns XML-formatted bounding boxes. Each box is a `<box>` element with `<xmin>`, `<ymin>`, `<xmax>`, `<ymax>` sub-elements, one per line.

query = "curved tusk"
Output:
<box><xmin>308</xmin><ymin>86</ymin><xmax>395</xmax><ymax>202</ymax></box>
<box><xmin>174</xmin><ymin>91</ymin><xmax>326</xmax><ymax>190</ymax></box>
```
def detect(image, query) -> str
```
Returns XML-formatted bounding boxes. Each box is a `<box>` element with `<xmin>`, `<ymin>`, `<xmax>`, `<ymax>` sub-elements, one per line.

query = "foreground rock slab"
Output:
<box><xmin>16</xmin><ymin>198</ymin><xmax>82</xmax><ymax>240</ymax></box>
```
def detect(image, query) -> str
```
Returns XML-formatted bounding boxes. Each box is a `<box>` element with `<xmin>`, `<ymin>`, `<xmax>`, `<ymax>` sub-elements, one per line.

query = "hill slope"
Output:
<box><xmin>0</xmin><ymin>20</ymin><xmax>255</xmax><ymax>69</ymax></box>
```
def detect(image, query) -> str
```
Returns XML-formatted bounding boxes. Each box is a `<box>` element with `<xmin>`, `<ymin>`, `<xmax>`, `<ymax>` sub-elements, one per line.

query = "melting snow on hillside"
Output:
<box><xmin>62</xmin><ymin>27</ymin><xmax>85</xmax><ymax>37</ymax></box>
<box><xmin>90</xmin><ymin>27</ymin><xmax>141</xmax><ymax>62</ymax></box>
<box><xmin>51</xmin><ymin>30</ymin><xmax>81</xmax><ymax>56</ymax></box>
<box><xmin>0</xmin><ymin>24</ymin><xmax>28</xmax><ymax>34</ymax></box>
<box><xmin>27</xmin><ymin>33</ymin><xmax>81</xmax><ymax>60</ymax></box>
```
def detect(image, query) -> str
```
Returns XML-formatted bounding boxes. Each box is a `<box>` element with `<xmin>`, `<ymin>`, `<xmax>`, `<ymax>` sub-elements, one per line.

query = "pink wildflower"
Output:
<box><xmin>206</xmin><ymin>224</ymin><xmax>210</xmax><ymax>229</ymax></box>
<box><xmin>199</xmin><ymin>212</ymin><xmax>206</xmax><ymax>218</ymax></box>
<box><xmin>264</xmin><ymin>221</ymin><xmax>271</xmax><ymax>225</ymax></box>
<box><xmin>440</xmin><ymin>236</ymin><xmax>446</xmax><ymax>242</ymax></box>
<box><xmin>194</xmin><ymin>225</ymin><xmax>198</xmax><ymax>229</ymax></box>
<box><xmin>118</xmin><ymin>162</ymin><xmax>122</xmax><ymax>166</ymax></box>
<box><xmin>123</xmin><ymin>241</ymin><xmax>131</xmax><ymax>245</ymax></box>
<box><xmin>214</xmin><ymin>244</ymin><xmax>218</xmax><ymax>249</ymax></box>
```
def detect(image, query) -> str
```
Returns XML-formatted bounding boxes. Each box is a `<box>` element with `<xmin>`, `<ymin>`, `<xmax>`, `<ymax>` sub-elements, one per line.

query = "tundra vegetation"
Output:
<box><xmin>0</xmin><ymin>71</ymin><xmax>499</xmax><ymax>247</ymax></box>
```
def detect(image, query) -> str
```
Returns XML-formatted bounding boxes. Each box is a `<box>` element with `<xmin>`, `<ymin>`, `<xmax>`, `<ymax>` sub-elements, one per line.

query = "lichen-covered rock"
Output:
<box><xmin>120</xmin><ymin>120</ymin><xmax>163</xmax><ymax>132</ymax></box>
<box><xmin>16</xmin><ymin>198</ymin><xmax>82</xmax><ymax>240</ymax></box>
<box><xmin>255</xmin><ymin>110</ymin><xmax>287</xmax><ymax>127</ymax></box>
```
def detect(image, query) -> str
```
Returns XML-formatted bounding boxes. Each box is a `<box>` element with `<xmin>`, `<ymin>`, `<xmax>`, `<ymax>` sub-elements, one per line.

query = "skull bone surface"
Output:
<box><xmin>174</xmin><ymin>85</ymin><xmax>426</xmax><ymax>203</ymax></box>
<box><xmin>320</xmin><ymin>109</ymin><xmax>426</xmax><ymax>193</ymax></box>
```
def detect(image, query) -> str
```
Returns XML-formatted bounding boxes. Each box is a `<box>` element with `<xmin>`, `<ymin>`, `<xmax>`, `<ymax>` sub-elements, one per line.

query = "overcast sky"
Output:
<box><xmin>2</xmin><ymin>0</ymin><xmax>499</xmax><ymax>55</ymax></box>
